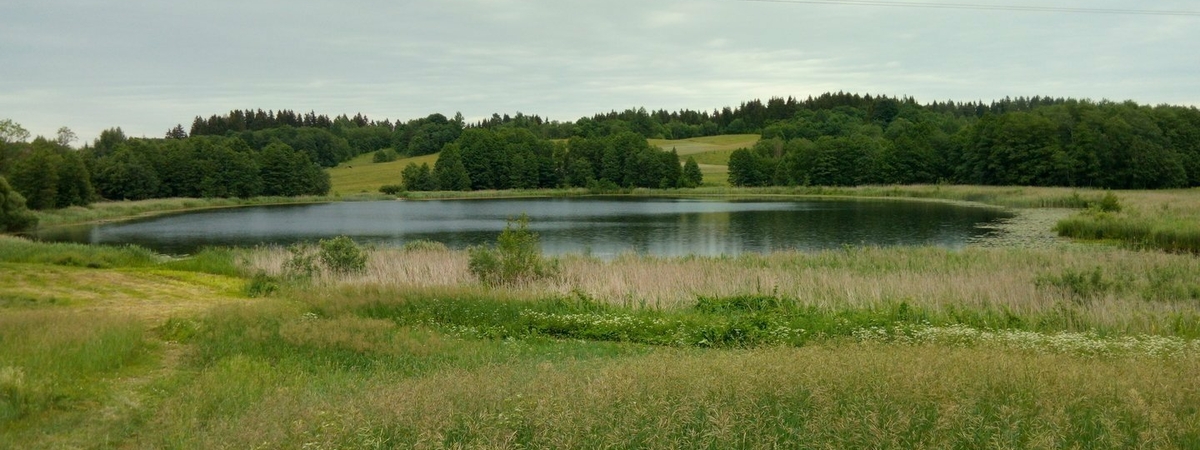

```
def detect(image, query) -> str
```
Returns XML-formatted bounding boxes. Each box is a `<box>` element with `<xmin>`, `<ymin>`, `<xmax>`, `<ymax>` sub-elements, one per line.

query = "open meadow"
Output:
<box><xmin>3</xmin><ymin>186</ymin><xmax>1200</xmax><ymax>448</ymax></box>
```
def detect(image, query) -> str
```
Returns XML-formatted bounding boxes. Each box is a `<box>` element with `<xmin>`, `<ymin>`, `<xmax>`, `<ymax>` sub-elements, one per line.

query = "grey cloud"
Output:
<box><xmin>1</xmin><ymin>0</ymin><xmax>1197</xmax><ymax>142</ymax></box>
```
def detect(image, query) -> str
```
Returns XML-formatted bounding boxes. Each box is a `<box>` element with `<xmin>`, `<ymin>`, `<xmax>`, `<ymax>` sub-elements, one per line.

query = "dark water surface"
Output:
<box><xmin>35</xmin><ymin>197</ymin><xmax>1012</xmax><ymax>257</ymax></box>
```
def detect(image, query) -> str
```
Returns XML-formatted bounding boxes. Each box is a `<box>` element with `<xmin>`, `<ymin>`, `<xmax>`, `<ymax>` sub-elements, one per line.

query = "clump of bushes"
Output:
<box><xmin>284</xmin><ymin>235</ymin><xmax>369</xmax><ymax>279</ymax></box>
<box><xmin>379</xmin><ymin>184</ymin><xmax>405</xmax><ymax>196</ymax></box>
<box><xmin>468</xmin><ymin>215</ymin><xmax>557</xmax><ymax>286</ymax></box>
<box><xmin>372</xmin><ymin>148</ymin><xmax>399</xmax><ymax>163</ymax></box>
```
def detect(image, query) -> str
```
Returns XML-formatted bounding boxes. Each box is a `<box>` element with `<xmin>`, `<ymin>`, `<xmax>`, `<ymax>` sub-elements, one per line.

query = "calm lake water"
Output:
<box><xmin>36</xmin><ymin>197</ymin><xmax>1012</xmax><ymax>257</ymax></box>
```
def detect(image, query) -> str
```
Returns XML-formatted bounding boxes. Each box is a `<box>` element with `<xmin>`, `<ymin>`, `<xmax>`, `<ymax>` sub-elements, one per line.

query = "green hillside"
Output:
<box><xmin>329</xmin><ymin>152</ymin><xmax>440</xmax><ymax>194</ymax></box>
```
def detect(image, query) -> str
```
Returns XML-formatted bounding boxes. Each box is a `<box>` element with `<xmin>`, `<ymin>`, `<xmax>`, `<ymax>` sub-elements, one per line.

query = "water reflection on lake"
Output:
<box><xmin>35</xmin><ymin>197</ymin><xmax>1012</xmax><ymax>257</ymax></box>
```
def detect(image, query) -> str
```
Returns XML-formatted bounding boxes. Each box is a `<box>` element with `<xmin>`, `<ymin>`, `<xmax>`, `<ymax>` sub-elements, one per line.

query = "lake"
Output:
<box><xmin>35</xmin><ymin>197</ymin><xmax>1013</xmax><ymax>257</ymax></box>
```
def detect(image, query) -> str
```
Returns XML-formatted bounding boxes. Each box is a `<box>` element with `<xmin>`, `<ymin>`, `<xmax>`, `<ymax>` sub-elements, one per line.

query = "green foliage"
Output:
<box><xmin>0</xmin><ymin>177</ymin><xmax>37</xmax><ymax>232</ymax></box>
<box><xmin>318</xmin><ymin>236</ymin><xmax>368</xmax><ymax>275</ymax></box>
<box><xmin>432</xmin><ymin>143</ymin><xmax>472</xmax><ymax>191</ymax></box>
<box><xmin>378</xmin><ymin>184</ymin><xmax>405</xmax><ymax>196</ymax></box>
<box><xmin>371</xmin><ymin>148</ymin><xmax>399</xmax><ymax>163</ymax></box>
<box><xmin>8</xmin><ymin>147</ymin><xmax>60</xmax><ymax>210</ymax></box>
<box><xmin>468</xmin><ymin>215</ymin><xmax>556</xmax><ymax>286</ymax></box>
<box><xmin>1097</xmin><ymin>191</ymin><xmax>1122</xmax><ymax>213</ymax></box>
<box><xmin>257</xmin><ymin>142</ymin><xmax>330</xmax><ymax>196</ymax></box>
<box><xmin>401</xmin><ymin>162</ymin><xmax>435</xmax><ymax>191</ymax></box>
<box><xmin>243</xmin><ymin>272</ymin><xmax>280</xmax><ymax>297</ymax></box>
<box><xmin>681</xmin><ymin>156</ymin><xmax>703</xmax><ymax>188</ymax></box>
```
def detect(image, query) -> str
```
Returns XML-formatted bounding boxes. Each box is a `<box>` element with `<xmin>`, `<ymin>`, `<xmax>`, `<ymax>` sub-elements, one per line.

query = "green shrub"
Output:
<box><xmin>318</xmin><ymin>236</ymin><xmax>368</xmax><ymax>275</ymax></box>
<box><xmin>379</xmin><ymin>184</ymin><xmax>405</xmax><ymax>196</ymax></box>
<box><xmin>372</xmin><ymin>149</ymin><xmax>399</xmax><ymax>163</ymax></box>
<box><xmin>468</xmin><ymin>215</ymin><xmax>556</xmax><ymax>286</ymax></box>
<box><xmin>1097</xmin><ymin>191</ymin><xmax>1122</xmax><ymax>213</ymax></box>
<box><xmin>243</xmin><ymin>271</ymin><xmax>280</xmax><ymax>297</ymax></box>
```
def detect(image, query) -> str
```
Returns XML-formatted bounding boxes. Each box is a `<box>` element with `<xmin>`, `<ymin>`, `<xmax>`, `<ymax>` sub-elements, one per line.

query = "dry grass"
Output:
<box><xmin>244</xmin><ymin>245</ymin><xmax>1200</xmax><ymax>334</ymax></box>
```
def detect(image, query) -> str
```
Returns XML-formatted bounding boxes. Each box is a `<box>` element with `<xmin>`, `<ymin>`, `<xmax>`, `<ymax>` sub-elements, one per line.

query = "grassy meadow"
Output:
<box><xmin>329</xmin><ymin>152</ymin><xmax>440</xmax><ymax>195</ymax></box>
<box><xmin>5</xmin><ymin>180</ymin><xmax>1200</xmax><ymax>448</ymax></box>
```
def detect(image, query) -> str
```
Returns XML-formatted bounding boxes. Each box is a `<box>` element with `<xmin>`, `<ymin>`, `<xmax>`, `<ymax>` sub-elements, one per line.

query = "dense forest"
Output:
<box><xmin>2</xmin><ymin>92</ymin><xmax>1199</xmax><ymax>230</ymax></box>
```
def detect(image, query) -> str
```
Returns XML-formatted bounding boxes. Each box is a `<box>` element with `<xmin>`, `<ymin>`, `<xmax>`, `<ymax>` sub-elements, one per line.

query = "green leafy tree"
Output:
<box><xmin>433</xmin><ymin>143</ymin><xmax>472</xmax><ymax>191</ymax></box>
<box><xmin>401</xmin><ymin>162</ymin><xmax>435</xmax><ymax>191</ymax></box>
<box><xmin>258</xmin><ymin>142</ymin><xmax>330</xmax><ymax>196</ymax></box>
<box><xmin>0</xmin><ymin>176</ymin><xmax>38</xmax><ymax>232</ymax></box>
<box><xmin>55</xmin><ymin>150</ymin><xmax>94</xmax><ymax>207</ymax></box>
<box><xmin>9</xmin><ymin>148</ymin><xmax>60</xmax><ymax>210</ymax></box>
<box><xmin>0</xmin><ymin>119</ymin><xmax>30</xmax><ymax>145</ymax></box>
<box><xmin>93</xmin><ymin>147</ymin><xmax>160</xmax><ymax>200</ymax></box>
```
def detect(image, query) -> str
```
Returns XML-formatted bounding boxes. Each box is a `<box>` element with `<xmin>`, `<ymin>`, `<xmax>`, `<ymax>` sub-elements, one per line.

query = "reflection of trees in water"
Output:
<box><xmin>36</xmin><ymin>200</ymin><xmax>1010</xmax><ymax>257</ymax></box>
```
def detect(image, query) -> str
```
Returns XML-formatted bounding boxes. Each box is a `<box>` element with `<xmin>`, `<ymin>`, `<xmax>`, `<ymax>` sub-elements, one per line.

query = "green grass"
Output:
<box><xmin>328</xmin><ymin>151</ymin><xmax>440</xmax><ymax>195</ymax></box>
<box><xmin>0</xmin><ymin>235</ymin><xmax>161</xmax><ymax>268</ymax></box>
<box><xmin>0</xmin><ymin>310</ymin><xmax>151</xmax><ymax>425</ymax></box>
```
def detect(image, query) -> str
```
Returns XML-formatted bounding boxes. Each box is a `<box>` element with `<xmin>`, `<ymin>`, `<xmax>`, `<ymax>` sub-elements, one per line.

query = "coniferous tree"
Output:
<box><xmin>681</xmin><ymin>156</ymin><xmax>703</xmax><ymax>188</ymax></box>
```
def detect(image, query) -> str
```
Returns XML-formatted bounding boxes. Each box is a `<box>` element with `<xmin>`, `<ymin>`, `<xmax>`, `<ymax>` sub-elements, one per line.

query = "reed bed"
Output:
<box><xmin>243</xmin><ymin>244</ymin><xmax>1200</xmax><ymax>335</ymax></box>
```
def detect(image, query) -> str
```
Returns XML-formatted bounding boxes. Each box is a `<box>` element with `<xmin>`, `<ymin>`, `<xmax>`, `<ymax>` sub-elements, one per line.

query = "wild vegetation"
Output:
<box><xmin>3</xmin><ymin>208</ymin><xmax>1200</xmax><ymax>447</ymax></box>
<box><xmin>3</xmin><ymin>93</ymin><xmax>1200</xmax><ymax>447</ymax></box>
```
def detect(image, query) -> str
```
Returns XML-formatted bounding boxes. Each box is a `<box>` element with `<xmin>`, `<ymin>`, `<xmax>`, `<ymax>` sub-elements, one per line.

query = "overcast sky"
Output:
<box><xmin>2</xmin><ymin>0</ymin><xmax>1197</xmax><ymax>143</ymax></box>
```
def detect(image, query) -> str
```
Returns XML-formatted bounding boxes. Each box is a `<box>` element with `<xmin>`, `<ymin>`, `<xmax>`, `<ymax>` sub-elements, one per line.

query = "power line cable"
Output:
<box><xmin>741</xmin><ymin>0</ymin><xmax>1200</xmax><ymax>17</ymax></box>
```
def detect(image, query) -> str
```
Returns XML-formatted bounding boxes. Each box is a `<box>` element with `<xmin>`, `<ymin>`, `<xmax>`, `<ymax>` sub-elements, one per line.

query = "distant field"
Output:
<box><xmin>328</xmin><ymin>152</ymin><xmax>439</xmax><ymax>195</ymax></box>
<box><xmin>647</xmin><ymin>134</ymin><xmax>759</xmax><ymax>156</ymax></box>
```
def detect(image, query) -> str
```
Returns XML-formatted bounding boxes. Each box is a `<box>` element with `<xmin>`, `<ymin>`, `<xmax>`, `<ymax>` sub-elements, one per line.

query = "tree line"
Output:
<box><xmin>396</xmin><ymin>129</ymin><xmax>703</xmax><ymax>192</ymax></box>
<box><xmin>0</xmin><ymin>123</ymin><xmax>331</xmax><ymax>217</ymax></box>
<box><xmin>725</xmin><ymin>99</ymin><xmax>1200</xmax><ymax>189</ymax></box>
